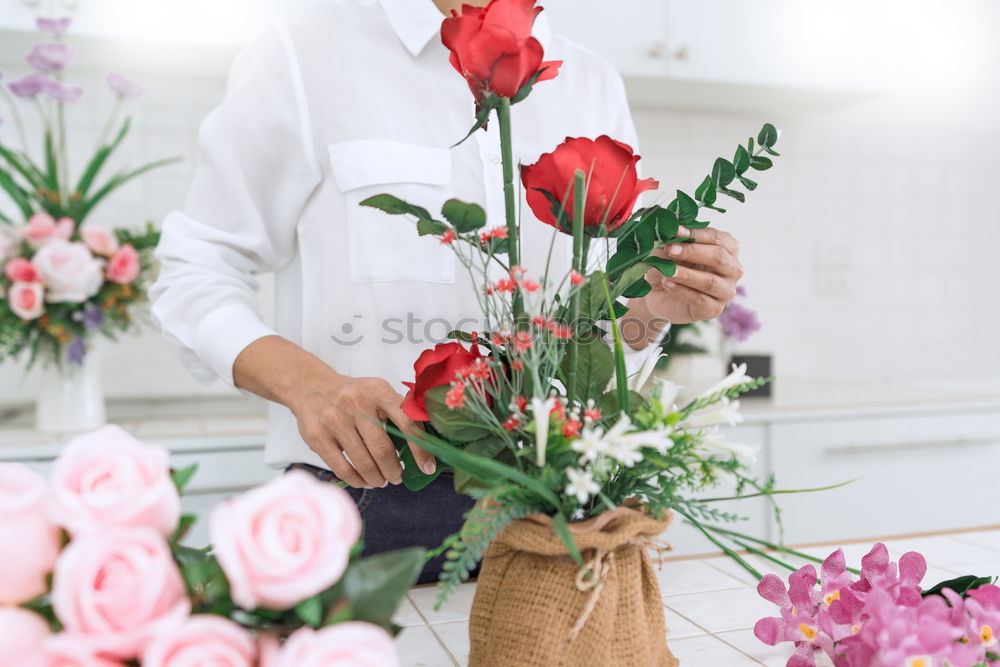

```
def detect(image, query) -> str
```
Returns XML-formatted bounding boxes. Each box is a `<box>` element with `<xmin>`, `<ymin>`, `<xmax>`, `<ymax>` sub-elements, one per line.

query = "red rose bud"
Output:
<box><xmin>402</xmin><ymin>342</ymin><xmax>484</xmax><ymax>421</ymax></box>
<box><xmin>441</xmin><ymin>0</ymin><xmax>562</xmax><ymax>105</ymax></box>
<box><xmin>520</xmin><ymin>135</ymin><xmax>659</xmax><ymax>233</ymax></box>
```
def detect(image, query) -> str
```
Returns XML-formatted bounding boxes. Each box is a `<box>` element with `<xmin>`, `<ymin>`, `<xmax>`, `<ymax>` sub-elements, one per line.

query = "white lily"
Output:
<box><xmin>565</xmin><ymin>467</ymin><xmax>600</xmax><ymax>505</ymax></box>
<box><xmin>571</xmin><ymin>426</ymin><xmax>610</xmax><ymax>463</ymax></box>
<box><xmin>699</xmin><ymin>428</ymin><xmax>759</xmax><ymax>465</ymax></box>
<box><xmin>622</xmin><ymin>425</ymin><xmax>675</xmax><ymax>456</ymax></box>
<box><xmin>697</xmin><ymin>363</ymin><xmax>752</xmax><ymax>399</ymax></box>
<box><xmin>684</xmin><ymin>397</ymin><xmax>744</xmax><ymax>428</ymax></box>
<box><xmin>628</xmin><ymin>346</ymin><xmax>666</xmax><ymax>392</ymax></box>
<box><xmin>530</xmin><ymin>396</ymin><xmax>556</xmax><ymax>468</ymax></box>
<box><xmin>653</xmin><ymin>377</ymin><xmax>682</xmax><ymax>413</ymax></box>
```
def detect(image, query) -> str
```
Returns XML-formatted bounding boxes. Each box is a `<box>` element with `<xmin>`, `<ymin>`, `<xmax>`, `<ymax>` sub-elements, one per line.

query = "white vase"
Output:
<box><xmin>35</xmin><ymin>341</ymin><xmax>106</xmax><ymax>434</ymax></box>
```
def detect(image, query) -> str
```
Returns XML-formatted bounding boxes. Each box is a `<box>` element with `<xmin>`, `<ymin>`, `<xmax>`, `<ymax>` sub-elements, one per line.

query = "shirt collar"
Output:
<box><xmin>378</xmin><ymin>0</ymin><xmax>554</xmax><ymax>58</ymax></box>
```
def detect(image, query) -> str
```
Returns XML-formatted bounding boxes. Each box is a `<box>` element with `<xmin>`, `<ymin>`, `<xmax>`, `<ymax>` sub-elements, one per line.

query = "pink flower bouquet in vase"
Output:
<box><xmin>0</xmin><ymin>16</ymin><xmax>177</xmax><ymax>432</ymax></box>
<box><xmin>0</xmin><ymin>425</ymin><xmax>425</xmax><ymax>664</ymax></box>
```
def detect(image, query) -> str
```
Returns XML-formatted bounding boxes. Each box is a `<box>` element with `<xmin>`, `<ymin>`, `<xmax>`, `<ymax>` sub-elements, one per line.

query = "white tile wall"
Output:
<box><xmin>2</xmin><ymin>27</ymin><xmax>998</xmax><ymax>402</ymax></box>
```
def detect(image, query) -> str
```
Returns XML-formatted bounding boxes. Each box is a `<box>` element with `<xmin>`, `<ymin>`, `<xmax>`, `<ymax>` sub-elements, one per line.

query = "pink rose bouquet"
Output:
<box><xmin>0</xmin><ymin>16</ymin><xmax>171</xmax><ymax>369</ymax></box>
<box><xmin>0</xmin><ymin>425</ymin><xmax>424</xmax><ymax>664</ymax></box>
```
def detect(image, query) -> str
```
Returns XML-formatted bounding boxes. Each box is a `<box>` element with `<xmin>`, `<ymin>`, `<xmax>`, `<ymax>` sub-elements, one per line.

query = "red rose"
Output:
<box><xmin>441</xmin><ymin>0</ymin><xmax>562</xmax><ymax>105</ymax></box>
<box><xmin>521</xmin><ymin>136</ymin><xmax>659</xmax><ymax>232</ymax></box>
<box><xmin>402</xmin><ymin>342</ymin><xmax>483</xmax><ymax>422</ymax></box>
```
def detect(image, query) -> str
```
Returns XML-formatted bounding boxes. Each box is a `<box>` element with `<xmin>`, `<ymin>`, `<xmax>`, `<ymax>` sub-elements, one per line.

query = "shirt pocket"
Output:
<box><xmin>328</xmin><ymin>139</ymin><xmax>456</xmax><ymax>284</ymax></box>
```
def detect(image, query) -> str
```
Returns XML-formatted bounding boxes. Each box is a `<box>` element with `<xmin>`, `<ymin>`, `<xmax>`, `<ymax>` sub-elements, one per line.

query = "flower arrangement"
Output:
<box><xmin>754</xmin><ymin>542</ymin><xmax>1000</xmax><ymax>667</ymax></box>
<box><xmin>0</xmin><ymin>16</ymin><xmax>175</xmax><ymax>367</ymax></box>
<box><xmin>0</xmin><ymin>425</ymin><xmax>422</xmax><ymax>665</ymax></box>
<box><xmin>360</xmin><ymin>0</ymin><xmax>784</xmax><ymax>607</ymax></box>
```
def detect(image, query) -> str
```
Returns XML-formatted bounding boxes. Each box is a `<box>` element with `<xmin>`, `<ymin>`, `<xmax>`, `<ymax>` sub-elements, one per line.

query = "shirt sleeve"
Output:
<box><xmin>150</xmin><ymin>20</ymin><xmax>321</xmax><ymax>386</ymax></box>
<box><xmin>598</xmin><ymin>66</ymin><xmax>671</xmax><ymax>378</ymax></box>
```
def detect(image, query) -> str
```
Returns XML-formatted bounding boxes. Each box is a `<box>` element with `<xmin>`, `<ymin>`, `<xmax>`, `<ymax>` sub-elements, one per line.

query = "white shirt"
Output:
<box><xmin>151</xmin><ymin>0</ymin><xmax>655</xmax><ymax>470</ymax></box>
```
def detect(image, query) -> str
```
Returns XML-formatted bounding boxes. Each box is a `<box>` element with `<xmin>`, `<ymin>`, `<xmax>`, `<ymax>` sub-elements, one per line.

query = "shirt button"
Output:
<box><xmin>489</xmin><ymin>154</ymin><xmax>502</xmax><ymax>164</ymax></box>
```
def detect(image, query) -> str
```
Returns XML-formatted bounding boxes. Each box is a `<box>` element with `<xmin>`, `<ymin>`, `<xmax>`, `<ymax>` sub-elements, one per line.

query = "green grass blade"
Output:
<box><xmin>75</xmin><ymin>117</ymin><xmax>131</xmax><ymax>196</ymax></box>
<box><xmin>75</xmin><ymin>157</ymin><xmax>181</xmax><ymax>222</ymax></box>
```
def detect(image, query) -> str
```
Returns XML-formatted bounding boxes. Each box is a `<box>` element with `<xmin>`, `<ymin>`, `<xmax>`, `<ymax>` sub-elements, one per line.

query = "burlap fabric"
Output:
<box><xmin>469</xmin><ymin>507</ymin><xmax>679</xmax><ymax>667</ymax></box>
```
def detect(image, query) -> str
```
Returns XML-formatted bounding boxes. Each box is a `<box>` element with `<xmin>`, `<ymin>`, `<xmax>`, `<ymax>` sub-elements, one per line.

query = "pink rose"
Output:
<box><xmin>29</xmin><ymin>634</ymin><xmax>124</xmax><ymax>667</ymax></box>
<box><xmin>275</xmin><ymin>623</ymin><xmax>399</xmax><ymax>667</ymax></box>
<box><xmin>0</xmin><ymin>607</ymin><xmax>51</xmax><ymax>663</ymax></box>
<box><xmin>0</xmin><ymin>464</ymin><xmax>62</xmax><ymax>604</ymax></box>
<box><xmin>50</xmin><ymin>528</ymin><xmax>190</xmax><ymax>659</ymax></box>
<box><xmin>142</xmin><ymin>615</ymin><xmax>255</xmax><ymax>667</ymax></box>
<box><xmin>31</xmin><ymin>240</ymin><xmax>103</xmax><ymax>303</ymax></box>
<box><xmin>5</xmin><ymin>257</ymin><xmax>40</xmax><ymax>282</ymax></box>
<box><xmin>105</xmin><ymin>244</ymin><xmax>139</xmax><ymax>285</ymax></box>
<box><xmin>80</xmin><ymin>227</ymin><xmax>119</xmax><ymax>257</ymax></box>
<box><xmin>48</xmin><ymin>425</ymin><xmax>180</xmax><ymax>538</ymax></box>
<box><xmin>22</xmin><ymin>213</ymin><xmax>73</xmax><ymax>249</ymax></box>
<box><xmin>209</xmin><ymin>470</ymin><xmax>361</xmax><ymax>610</ymax></box>
<box><xmin>8</xmin><ymin>281</ymin><xmax>46</xmax><ymax>321</ymax></box>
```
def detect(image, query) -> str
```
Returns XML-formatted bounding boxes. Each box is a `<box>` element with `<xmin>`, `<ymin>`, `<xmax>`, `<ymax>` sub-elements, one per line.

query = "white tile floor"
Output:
<box><xmin>394</xmin><ymin>527</ymin><xmax>1000</xmax><ymax>666</ymax></box>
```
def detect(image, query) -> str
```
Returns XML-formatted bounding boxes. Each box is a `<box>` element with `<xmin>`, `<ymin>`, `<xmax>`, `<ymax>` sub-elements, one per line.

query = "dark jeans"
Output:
<box><xmin>286</xmin><ymin>463</ymin><xmax>477</xmax><ymax>585</ymax></box>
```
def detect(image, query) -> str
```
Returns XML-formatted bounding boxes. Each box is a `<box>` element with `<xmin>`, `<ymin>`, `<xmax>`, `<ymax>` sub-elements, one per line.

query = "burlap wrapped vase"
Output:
<box><xmin>469</xmin><ymin>506</ymin><xmax>678</xmax><ymax>667</ymax></box>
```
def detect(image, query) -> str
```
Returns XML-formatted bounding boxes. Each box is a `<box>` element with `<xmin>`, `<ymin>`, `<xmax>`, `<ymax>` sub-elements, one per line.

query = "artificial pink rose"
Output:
<box><xmin>0</xmin><ymin>607</ymin><xmax>51</xmax><ymax>663</ymax></box>
<box><xmin>0</xmin><ymin>464</ymin><xmax>62</xmax><ymax>604</ymax></box>
<box><xmin>105</xmin><ymin>244</ymin><xmax>139</xmax><ymax>284</ymax></box>
<box><xmin>29</xmin><ymin>634</ymin><xmax>124</xmax><ymax>667</ymax></box>
<box><xmin>5</xmin><ymin>257</ymin><xmax>40</xmax><ymax>282</ymax></box>
<box><xmin>31</xmin><ymin>240</ymin><xmax>103</xmax><ymax>303</ymax></box>
<box><xmin>80</xmin><ymin>227</ymin><xmax>119</xmax><ymax>257</ymax></box>
<box><xmin>209</xmin><ymin>470</ymin><xmax>362</xmax><ymax>610</ymax></box>
<box><xmin>48</xmin><ymin>425</ymin><xmax>180</xmax><ymax>538</ymax></box>
<box><xmin>8</xmin><ymin>281</ymin><xmax>46</xmax><ymax>321</ymax></box>
<box><xmin>142</xmin><ymin>615</ymin><xmax>255</xmax><ymax>667</ymax></box>
<box><xmin>50</xmin><ymin>528</ymin><xmax>190</xmax><ymax>659</ymax></box>
<box><xmin>22</xmin><ymin>213</ymin><xmax>73</xmax><ymax>249</ymax></box>
<box><xmin>274</xmin><ymin>623</ymin><xmax>399</xmax><ymax>667</ymax></box>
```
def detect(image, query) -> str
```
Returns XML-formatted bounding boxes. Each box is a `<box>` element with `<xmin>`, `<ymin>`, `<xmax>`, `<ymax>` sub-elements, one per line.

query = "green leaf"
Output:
<box><xmin>323</xmin><ymin>601</ymin><xmax>355</xmax><ymax>627</ymax></box>
<box><xmin>341</xmin><ymin>548</ymin><xmax>426</xmax><ymax>628</ymax></box>
<box><xmin>667</xmin><ymin>190</ymin><xmax>699</xmax><ymax>225</ymax></box>
<box><xmin>76</xmin><ymin>118</ymin><xmax>131</xmax><ymax>196</ymax></box>
<box><xmin>612</xmin><ymin>300</ymin><xmax>630</xmax><ymax>318</ymax></box>
<box><xmin>646</xmin><ymin>207</ymin><xmax>679</xmax><ymax>242</ymax></box>
<box><xmin>606</xmin><ymin>247</ymin><xmax>637</xmax><ymax>278</ymax></box>
<box><xmin>453</xmin><ymin>103</ymin><xmax>494</xmax><ymax>148</ymax></box>
<box><xmin>168</xmin><ymin>514</ymin><xmax>197</xmax><ymax>546</ymax></box>
<box><xmin>425</xmin><ymin>385</ymin><xmax>493</xmax><ymax>443</ymax></box>
<box><xmin>441</xmin><ymin>199</ymin><xmax>486</xmax><ymax>233</ymax></box>
<box><xmin>561</xmin><ymin>332</ymin><xmax>614</xmax><ymax>404</ymax></box>
<box><xmin>612</xmin><ymin>262</ymin><xmax>651</xmax><ymax>300</ymax></box>
<box><xmin>749</xmin><ymin>155</ymin><xmax>773</xmax><ymax>171</ymax></box>
<box><xmin>74</xmin><ymin>157</ymin><xmax>181</xmax><ymax>223</ymax></box>
<box><xmin>510</xmin><ymin>68</ymin><xmax>547</xmax><ymax>105</ymax></box>
<box><xmin>171</xmin><ymin>464</ymin><xmax>198</xmax><ymax>494</ymax></box>
<box><xmin>551</xmin><ymin>513</ymin><xmax>584</xmax><ymax>567</ymax></box>
<box><xmin>621</xmin><ymin>277</ymin><xmax>651</xmax><ymax>298</ymax></box>
<box><xmin>43</xmin><ymin>130</ymin><xmax>59</xmax><ymax>191</ymax></box>
<box><xmin>454</xmin><ymin>436</ymin><xmax>508</xmax><ymax>493</ymax></box>
<box><xmin>738</xmin><ymin>176</ymin><xmax>758</xmax><ymax>191</ymax></box>
<box><xmin>360</xmin><ymin>194</ymin><xmax>433</xmax><ymax>221</ymax></box>
<box><xmin>645</xmin><ymin>255</ymin><xmax>677</xmax><ymax>277</ymax></box>
<box><xmin>712</xmin><ymin>158</ymin><xmax>736</xmax><ymax>187</ymax></box>
<box><xmin>390</xmin><ymin>429</ymin><xmax>441</xmax><ymax>491</ymax></box>
<box><xmin>758</xmin><ymin>123</ymin><xmax>779</xmax><ymax>148</ymax></box>
<box><xmin>922</xmin><ymin>574</ymin><xmax>996</xmax><ymax>599</ymax></box>
<box><xmin>720</xmin><ymin>188</ymin><xmax>745</xmax><ymax>203</ymax></box>
<box><xmin>733</xmin><ymin>145</ymin><xmax>751</xmax><ymax>174</ymax></box>
<box><xmin>577</xmin><ymin>271</ymin><xmax>610</xmax><ymax>322</ymax></box>
<box><xmin>0</xmin><ymin>167</ymin><xmax>34</xmax><ymax>218</ymax></box>
<box><xmin>694</xmin><ymin>175</ymin><xmax>717</xmax><ymax>206</ymax></box>
<box><xmin>416</xmin><ymin>219</ymin><xmax>449</xmax><ymax>236</ymax></box>
<box><xmin>0</xmin><ymin>146</ymin><xmax>46</xmax><ymax>192</ymax></box>
<box><xmin>295</xmin><ymin>595</ymin><xmax>324</xmax><ymax>628</ymax></box>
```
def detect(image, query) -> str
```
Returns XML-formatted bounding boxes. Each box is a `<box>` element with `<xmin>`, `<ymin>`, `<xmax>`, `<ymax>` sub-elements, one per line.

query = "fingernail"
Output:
<box><xmin>676</xmin><ymin>226</ymin><xmax>691</xmax><ymax>237</ymax></box>
<box><xmin>421</xmin><ymin>461</ymin><xmax>437</xmax><ymax>475</ymax></box>
<box><xmin>663</xmin><ymin>280</ymin><xmax>677</xmax><ymax>289</ymax></box>
<box><xmin>364</xmin><ymin>486</ymin><xmax>373</xmax><ymax>490</ymax></box>
<box><xmin>669</xmin><ymin>245</ymin><xmax>683</xmax><ymax>256</ymax></box>
<box><xmin>380</xmin><ymin>481</ymin><xmax>388</xmax><ymax>488</ymax></box>
<box><xmin>391</xmin><ymin>478</ymin><xmax>402</xmax><ymax>486</ymax></box>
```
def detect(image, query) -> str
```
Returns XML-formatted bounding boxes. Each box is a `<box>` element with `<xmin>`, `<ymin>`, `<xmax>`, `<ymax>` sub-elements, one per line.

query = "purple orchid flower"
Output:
<box><xmin>42</xmin><ymin>79</ymin><xmax>83</xmax><ymax>103</ymax></box>
<box><xmin>8</xmin><ymin>72</ymin><xmax>49</xmax><ymax>99</ymax></box>
<box><xmin>720</xmin><ymin>301</ymin><xmax>762</xmax><ymax>342</ymax></box>
<box><xmin>106</xmin><ymin>72</ymin><xmax>143</xmax><ymax>99</ymax></box>
<box><xmin>26</xmin><ymin>42</ymin><xmax>76</xmax><ymax>73</ymax></box>
<box><xmin>736</xmin><ymin>284</ymin><xmax>748</xmax><ymax>298</ymax></box>
<box><xmin>754</xmin><ymin>565</ymin><xmax>839</xmax><ymax>666</ymax></box>
<box><xmin>66</xmin><ymin>338</ymin><xmax>87</xmax><ymax>365</ymax></box>
<box><xmin>37</xmin><ymin>17</ymin><xmax>73</xmax><ymax>35</ymax></box>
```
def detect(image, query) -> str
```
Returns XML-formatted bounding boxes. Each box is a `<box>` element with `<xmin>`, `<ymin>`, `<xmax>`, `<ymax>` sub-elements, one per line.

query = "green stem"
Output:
<box><xmin>496</xmin><ymin>97</ymin><xmax>522</xmax><ymax>321</ymax></box>
<box><xmin>601</xmin><ymin>275</ymin><xmax>630</xmax><ymax>414</ymax></box>
<box><xmin>702</xmin><ymin>524</ymin><xmax>862</xmax><ymax>576</ymax></box>
<box><xmin>676</xmin><ymin>509</ymin><xmax>763</xmax><ymax>581</ymax></box>
<box><xmin>0</xmin><ymin>88</ymin><xmax>30</xmax><ymax>152</ymax></box>
<box><xmin>566</xmin><ymin>169</ymin><xmax>586</xmax><ymax>403</ymax></box>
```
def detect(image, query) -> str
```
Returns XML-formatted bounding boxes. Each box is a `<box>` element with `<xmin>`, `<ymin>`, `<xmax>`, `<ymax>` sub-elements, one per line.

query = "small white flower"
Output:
<box><xmin>565</xmin><ymin>468</ymin><xmax>600</xmax><ymax>505</ymax></box>
<box><xmin>697</xmin><ymin>363</ymin><xmax>753</xmax><ymax>399</ymax></box>
<box><xmin>530</xmin><ymin>396</ymin><xmax>556</xmax><ymax>468</ymax></box>
<box><xmin>653</xmin><ymin>377</ymin><xmax>682</xmax><ymax>413</ymax></box>
<box><xmin>606</xmin><ymin>439</ymin><xmax>644</xmax><ymax>467</ymax></box>
<box><xmin>685</xmin><ymin>397</ymin><xmax>744</xmax><ymax>428</ymax></box>
<box><xmin>623</xmin><ymin>426</ymin><xmax>675</xmax><ymax>455</ymax></box>
<box><xmin>571</xmin><ymin>426</ymin><xmax>609</xmax><ymax>463</ymax></box>
<box><xmin>699</xmin><ymin>428</ymin><xmax>759</xmax><ymax>465</ymax></box>
<box><xmin>629</xmin><ymin>346</ymin><xmax>665</xmax><ymax>392</ymax></box>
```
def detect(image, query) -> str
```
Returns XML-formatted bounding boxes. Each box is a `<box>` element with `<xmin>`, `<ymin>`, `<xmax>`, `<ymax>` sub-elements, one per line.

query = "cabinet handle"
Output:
<box><xmin>649</xmin><ymin>41</ymin><xmax>668</xmax><ymax>59</ymax></box>
<box><xmin>825</xmin><ymin>436</ymin><xmax>999</xmax><ymax>456</ymax></box>
<box><xmin>674</xmin><ymin>44</ymin><xmax>691</xmax><ymax>61</ymax></box>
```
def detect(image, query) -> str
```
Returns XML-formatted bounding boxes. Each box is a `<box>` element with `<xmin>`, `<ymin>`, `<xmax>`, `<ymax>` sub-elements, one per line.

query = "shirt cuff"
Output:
<box><xmin>192</xmin><ymin>302</ymin><xmax>277</xmax><ymax>386</ymax></box>
<box><xmin>618</xmin><ymin>320</ymin><xmax>671</xmax><ymax>377</ymax></box>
